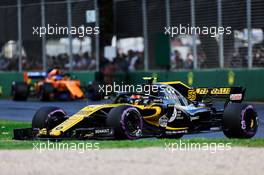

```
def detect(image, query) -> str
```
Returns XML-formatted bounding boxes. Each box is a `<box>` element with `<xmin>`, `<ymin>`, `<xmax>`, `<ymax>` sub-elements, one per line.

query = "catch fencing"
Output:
<box><xmin>0</xmin><ymin>0</ymin><xmax>264</xmax><ymax>71</ymax></box>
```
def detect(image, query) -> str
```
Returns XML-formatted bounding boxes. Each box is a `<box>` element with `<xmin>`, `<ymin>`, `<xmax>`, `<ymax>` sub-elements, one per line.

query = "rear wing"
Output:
<box><xmin>23</xmin><ymin>72</ymin><xmax>47</xmax><ymax>83</ymax></box>
<box><xmin>187</xmin><ymin>87</ymin><xmax>245</xmax><ymax>102</ymax></box>
<box><xmin>160</xmin><ymin>81</ymin><xmax>245</xmax><ymax>103</ymax></box>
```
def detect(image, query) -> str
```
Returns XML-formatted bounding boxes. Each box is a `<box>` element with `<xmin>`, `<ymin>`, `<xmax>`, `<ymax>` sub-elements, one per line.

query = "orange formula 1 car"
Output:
<box><xmin>12</xmin><ymin>69</ymin><xmax>84</xmax><ymax>101</ymax></box>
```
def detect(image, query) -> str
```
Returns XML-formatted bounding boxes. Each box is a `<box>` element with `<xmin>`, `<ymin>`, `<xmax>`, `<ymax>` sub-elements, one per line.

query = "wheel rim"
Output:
<box><xmin>121</xmin><ymin>108</ymin><xmax>143</xmax><ymax>139</ymax></box>
<box><xmin>241</xmin><ymin>105</ymin><xmax>258</xmax><ymax>136</ymax></box>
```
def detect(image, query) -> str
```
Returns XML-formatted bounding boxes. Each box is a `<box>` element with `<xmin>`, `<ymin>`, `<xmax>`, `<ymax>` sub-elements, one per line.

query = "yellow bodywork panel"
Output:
<box><xmin>160</xmin><ymin>81</ymin><xmax>191</xmax><ymax>89</ymax></box>
<box><xmin>50</xmin><ymin>104</ymin><xmax>125</xmax><ymax>136</ymax></box>
<box><xmin>132</xmin><ymin>105</ymin><xmax>188</xmax><ymax>131</ymax></box>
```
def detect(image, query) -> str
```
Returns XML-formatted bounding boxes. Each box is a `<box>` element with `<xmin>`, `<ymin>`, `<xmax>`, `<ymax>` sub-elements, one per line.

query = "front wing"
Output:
<box><xmin>13</xmin><ymin>127</ymin><xmax>115</xmax><ymax>140</ymax></box>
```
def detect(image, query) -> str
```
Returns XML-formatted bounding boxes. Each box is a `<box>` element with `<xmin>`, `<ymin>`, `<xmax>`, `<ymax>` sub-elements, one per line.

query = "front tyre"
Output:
<box><xmin>39</xmin><ymin>83</ymin><xmax>53</xmax><ymax>101</ymax></box>
<box><xmin>106</xmin><ymin>106</ymin><xmax>143</xmax><ymax>139</ymax></box>
<box><xmin>32</xmin><ymin>106</ymin><xmax>67</xmax><ymax>132</ymax></box>
<box><xmin>223</xmin><ymin>103</ymin><xmax>258</xmax><ymax>138</ymax></box>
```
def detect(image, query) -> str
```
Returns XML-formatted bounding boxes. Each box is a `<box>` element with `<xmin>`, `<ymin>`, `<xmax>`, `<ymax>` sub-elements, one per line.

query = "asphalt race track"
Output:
<box><xmin>0</xmin><ymin>99</ymin><xmax>263</xmax><ymax>138</ymax></box>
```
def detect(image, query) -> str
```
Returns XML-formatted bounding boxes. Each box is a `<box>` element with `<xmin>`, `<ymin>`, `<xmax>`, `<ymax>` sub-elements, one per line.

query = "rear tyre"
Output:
<box><xmin>223</xmin><ymin>103</ymin><xmax>258</xmax><ymax>138</ymax></box>
<box><xmin>32</xmin><ymin>106</ymin><xmax>67</xmax><ymax>131</ymax></box>
<box><xmin>39</xmin><ymin>83</ymin><xmax>53</xmax><ymax>101</ymax></box>
<box><xmin>12</xmin><ymin>81</ymin><xmax>29</xmax><ymax>101</ymax></box>
<box><xmin>106</xmin><ymin>106</ymin><xmax>143</xmax><ymax>139</ymax></box>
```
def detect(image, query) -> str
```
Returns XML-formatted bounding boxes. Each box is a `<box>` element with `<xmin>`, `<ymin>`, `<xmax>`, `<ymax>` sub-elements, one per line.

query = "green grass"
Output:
<box><xmin>1</xmin><ymin>120</ymin><xmax>264</xmax><ymax>150</ymax></box>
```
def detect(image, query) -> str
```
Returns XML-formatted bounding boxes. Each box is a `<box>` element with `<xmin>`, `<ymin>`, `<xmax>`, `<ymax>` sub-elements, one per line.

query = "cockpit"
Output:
<box><xmin>114</xmin><ymin>83</ymin><xmax>189</xmax><ymax>106</ymax></box>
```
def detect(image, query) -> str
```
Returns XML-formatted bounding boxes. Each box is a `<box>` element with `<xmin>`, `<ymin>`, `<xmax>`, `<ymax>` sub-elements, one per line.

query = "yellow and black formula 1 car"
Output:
<box><xmin>13</xmin><ymin>78</ymin><xmax>258</xmax><ymax>140</ymax></box>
